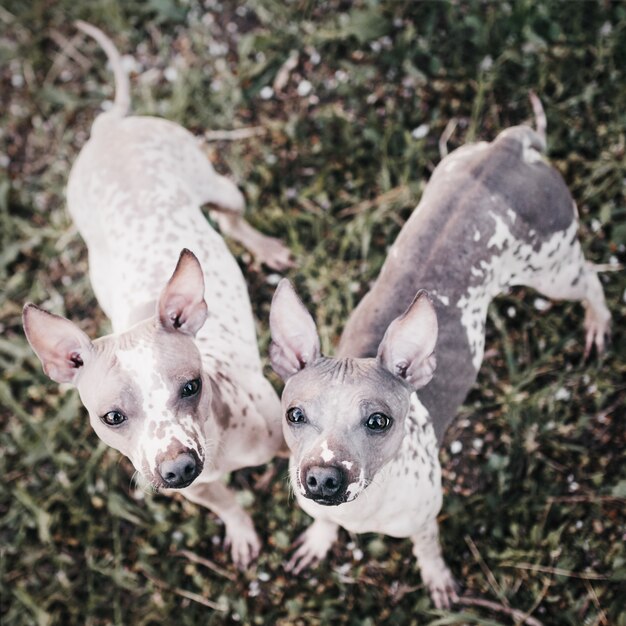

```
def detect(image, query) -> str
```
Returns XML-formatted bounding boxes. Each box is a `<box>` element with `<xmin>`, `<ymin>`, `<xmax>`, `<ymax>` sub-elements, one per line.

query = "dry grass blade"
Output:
<box><xmin>139</xmin><ymin>568</ymin><xmax>228</xmax><ymax>612</ymax></box>
<box><xmin>456</xmin><ymin>597</ymin><xmax>544</xmax><ymax>626</ymax></box>
<box><xmin>465</xmin><ymin>535</ymin><xmax>510</xmax><ymax>607</ymax></box>
<box><xmin>174</xmin><ymin>549</ymin><xmax>236</xmax><ymax>581</ymax></box>
<box><xmin>203</xmin><ymin>127</ymin><xmax>267</xmax><ymax>142</ymax></box>
<box><xmin>499</xmin><ymin>563</ymin><xmax>609</xmax><ymax>581</ymax></box>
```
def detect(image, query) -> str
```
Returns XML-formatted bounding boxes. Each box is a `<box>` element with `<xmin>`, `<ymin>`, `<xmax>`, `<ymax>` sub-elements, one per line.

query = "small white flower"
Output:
<box><xmin>554</xmin><ymin>387</ymin><xmax>571</xmax><ymax>401</ymax></box>
<box><xmin>479</xmin><ymin>55</ymin><xmax>493</xmax><ymax>71</ymax></box>
<box><xmin>164</xmin><ymin>66</ymin><xmax>178</xmax><ymax>82</ymax></box>
<box><xmin>248</xmin><ymin>580</ymin><xmax>260</xmax><ymax>597</ymax></box>
<box><xmin>533</xmin><ymin>297</ymin><xmax>550</xmax><ymax>312</ymax></box>
<box><xmin>121</xmin><ymin>54</ymin><xmax>141</xmax><ymax>74</ymax></box>
<box><xmin>260</xmin><ymin>86</ymin><xmax>274</xmax><ymax>100</ymax></box>
<box><xmin>600</xmin><ymin>21</ymin><xmax>612</xmax><ymax>37</ymax></box>
<box><xmin>450</xmin><ymin>440</ymin><xmax>463</xmax><ymax>455</ymax></box>
<box><xmin>297</xmin><ymin>80</ymin><xmax>313</xmax><ymax>97</ymax></box>
<box><xmin>411</xmin><ymin>124</ymin><xmax>430</xmax><ymax>140</ymax></box>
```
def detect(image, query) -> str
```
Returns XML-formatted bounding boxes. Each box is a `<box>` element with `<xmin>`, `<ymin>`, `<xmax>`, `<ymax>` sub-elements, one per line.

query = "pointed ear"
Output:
<box><xmin>22</xmin><ymin>304</ymin><xmax>93</xmax><ymax>384</ymax></box>
<box><xmin>269</xmin><ymin>279</ymin><xmax>321</xmax><ymax>381</ymax></box>
<box><xmin>377</xmin><ymin>290</ymin><xmax>438</xmax><ymax>390</ymax></box>
<box><xmin>158</xmin><ymin>249</ymin><xmax>208</xmax><ymax>336</ymax></box>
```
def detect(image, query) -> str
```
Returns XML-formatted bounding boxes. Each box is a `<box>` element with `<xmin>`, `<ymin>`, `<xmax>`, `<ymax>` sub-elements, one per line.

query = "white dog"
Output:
<box><xmin>23</xmin><ymin>21</ymin><xmax>291</xmax><ymax>568</ymax></box>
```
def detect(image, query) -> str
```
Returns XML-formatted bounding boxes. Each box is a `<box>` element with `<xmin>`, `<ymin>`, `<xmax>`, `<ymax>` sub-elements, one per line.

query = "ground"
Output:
<box><xmin>1</xmin><ymin>1</ymin><xmax>625</xmax><ymax>625</ymax></box>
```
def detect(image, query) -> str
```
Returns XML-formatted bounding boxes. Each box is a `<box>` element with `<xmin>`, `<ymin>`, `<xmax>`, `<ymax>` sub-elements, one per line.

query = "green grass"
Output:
<box><xmin>1</xmin><ymin>1</ymin><xmax>625</xmax><ymax>624</ymax></box>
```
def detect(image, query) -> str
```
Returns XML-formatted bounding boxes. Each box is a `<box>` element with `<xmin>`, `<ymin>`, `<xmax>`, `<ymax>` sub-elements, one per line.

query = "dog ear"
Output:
<box><xmin>158</xmin><ymin>249</ymin><xmax>208</xmax><ymax>336</ymax></box>
<box><xmin>269</xmin><ymin>279</ymin><xmax>321</xmax><ymax>381</ymax></box>
<box><xmin>22</xmin><ymin>304</ymin><xmax>93</xmax><ymax>384</ymax></box>
<box><xmin>377</xmin><ymin>290</ymin><xmax>438</xmax><ymax>390</ymax></box>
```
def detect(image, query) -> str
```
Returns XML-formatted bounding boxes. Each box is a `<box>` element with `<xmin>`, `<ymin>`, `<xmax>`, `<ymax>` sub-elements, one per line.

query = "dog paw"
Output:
<box><xmin>254</xmin><ymin>234</ymin><xmax>294</xmax><ymax>271</ymax></box>
<box><xmin>421</xmin><ymin>561</ymin><xmax>459</xmax><ymax>610</ymax></box>
<box><xmin>224</xmin><ymin>517</ymin><xmax>261</xmax><ymax>570</ymax></box>
<box><xmin>584</xmin><ymin>305</ymin><xmax>611</xmax><ymax>359</ymax></box>
<box><xmin>284</xmin><ymin>520</ymin><xmax>338</xmax><ymax>575</ymax></box>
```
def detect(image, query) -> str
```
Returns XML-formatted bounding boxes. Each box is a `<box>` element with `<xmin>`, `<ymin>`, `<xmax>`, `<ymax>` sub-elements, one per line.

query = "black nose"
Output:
<box><xmin>159</xmin><ymin>452</ymin><xmax>199</xmax><ymax>488</ymax></box>
<box><xmin>304</xmin><ymin>465</ymin><xmax>346</xmax><ymax>501</ymax></box>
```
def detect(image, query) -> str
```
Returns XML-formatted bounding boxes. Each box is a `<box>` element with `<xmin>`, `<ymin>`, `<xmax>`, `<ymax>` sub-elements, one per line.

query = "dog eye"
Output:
<box><xmin>365</xmin><ymin>412</ymin><xmax>392</xmax><ymax>432</ymax></box>
<box><xmin>286</xmin><ymin>407</ymin><xmax>307</xmax><ymax>424</ymax></box>
<box><xmin>101</xmin><ymin>410</ymin><xmax>127</xmax><ymax>427</ymax></box>
<box><xmin>181</xmin><ymin>378</ymin><xmax>201</xmax><ymax>398</ymax></box>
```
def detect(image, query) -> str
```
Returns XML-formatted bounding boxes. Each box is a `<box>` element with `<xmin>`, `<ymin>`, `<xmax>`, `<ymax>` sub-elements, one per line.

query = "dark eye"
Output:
<box><xmin>286</xmin><ymin>407</ymin><xmax>306</xmax><ymax>424</ymax></box>
<box><xmin>365</xmin><ymin>412</ymin><xmax>392</xmax><ymax>432</ymax></box>
<box><xmin>181</xmin><ymin>378</ymin><xmax>201</xmax><ymax>398</ymax></box>
<box><xmin>102</xmin><ymin>410</ymin><xmax>127</xmax><ymax>427</ymax></box>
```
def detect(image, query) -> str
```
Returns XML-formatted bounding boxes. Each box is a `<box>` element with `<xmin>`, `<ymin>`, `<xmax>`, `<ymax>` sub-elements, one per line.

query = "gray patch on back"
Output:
<box><xmin>338</xmin><ymin>125</ymin><xmax>577</xmax><ymax>441</ymax></box>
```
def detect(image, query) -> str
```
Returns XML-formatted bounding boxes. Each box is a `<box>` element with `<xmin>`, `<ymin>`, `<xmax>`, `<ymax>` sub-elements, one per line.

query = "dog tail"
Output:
<box><xmin>75</xmin><ymin>20</ymin><xmax>130</xmax><ymax>118</ymax></box>
<box><xmin>528</xmin><ymin>90</ymin><xmax>547</xmax><ymax>151</ymax></box>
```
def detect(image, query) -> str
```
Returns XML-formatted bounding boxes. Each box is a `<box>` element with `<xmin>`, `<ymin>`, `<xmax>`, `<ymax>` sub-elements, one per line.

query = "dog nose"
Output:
<box><xmin>159</xmin><ymin>452</ymin><xmax>199</xmax><ymax>488</ymax></box>
<box><xmin>304</xmin><ymin>465</ymin><xmax>346</xmax><ymax>501</ymax></box>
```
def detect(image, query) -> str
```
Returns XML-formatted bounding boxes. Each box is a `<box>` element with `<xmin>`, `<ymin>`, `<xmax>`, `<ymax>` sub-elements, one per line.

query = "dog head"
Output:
<box><xmin>23</xmin><ymin>249</ymin><xmax>215</xmax><ymax>489</ymax></box>
<box><xmin>269</xmin><ymin>279</ymin><xmax>438</xmax><ymax>506</ymax></box>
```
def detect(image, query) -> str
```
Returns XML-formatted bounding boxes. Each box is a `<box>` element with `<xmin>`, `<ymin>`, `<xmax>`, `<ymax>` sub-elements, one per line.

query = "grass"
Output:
<box><xmin>1</xmin><ymin>1</ymin><xmax>625</xmax><ymax>624</ymax></box>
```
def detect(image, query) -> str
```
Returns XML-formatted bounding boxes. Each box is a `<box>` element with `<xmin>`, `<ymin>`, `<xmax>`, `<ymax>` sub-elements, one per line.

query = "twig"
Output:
<box><xmin>465</xmin><ymin>535</ymin><xmax>510</xmax><ymax>608</ymax></box>
<box><xmin>273</xmin><ymin>51</ymin><xmax>300</xmax><ymax>92</ymax></box>
<box><xmin>456</xmin><ymin>597</ymin><xmax>544</xmax><ymax>626</ymax></box>
<box><xmin>584</xmin><ymin>579</ymin><xmax>609</xmax><ymax>626</ymax></box>
<box><xmin>593</xmin><ymin>263</ymin><xmax>623</xmax><ymax>272</ymax></box>
<box><xmin>515</xmin><ymin>577</ymin><xmax>552</xmax><ymax>626</ymax></box>
<box><xmin>45</xmin><ymin>30</ymin><xmax>91</xmax><ymax>86</ymax></box>
<box><xmin>439</xmin><ymin>117</ymin><xmax>458</xmax><ymax>158</ymax></box>
<box><xmin>500</xmin><ymin>562</ymin><xmax>609</xmax><ymax>580</ymax></box>
<box><xmin>546</xmin><ymin>494</ymin><xmax>626</xmax><ymax>505</ymax></box>
<box><xmin>174</xmin><ymin>549</ymin><xmax>236</xmax><ymax>581</ymax></box>
<box><xmin>203</xmin><ymin>127</ymin><xmax>266</xmax><ymax>142</ymax></box>
<box><xmin>338</xmin><ymin>185</ymin><xmax>412</xmax><ymax>217</ymax></box>
<box><xmin>140</xmin><ymin>568</ymin><xmax>228</xmax><ymax>611</ymax></box>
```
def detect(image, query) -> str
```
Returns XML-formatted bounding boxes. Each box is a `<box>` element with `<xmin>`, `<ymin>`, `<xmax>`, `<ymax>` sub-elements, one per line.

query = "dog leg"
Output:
<box><xmin>411</xmin><ymin>519</ymin><xmax>458</xmax><ymax>609</ymax></box>
<box><xmin>211</xmin><ymin>208</ymin><xmax>293</xmax><ymax>271</ymax></box>
<box><xmin>285</xmin><ymin>519</ymin><xmax>339</xmax><ymax>574</ymax></box>
<box><xmin>201</xmin><ymin>173</ymin><xmax>293</xmax><ymax>270</ymax></box>
<box><xmin>514</xmin><ymin>236</ymin><xmax>611</xmax><ymax>357</ymax></box>
<box><xmin>183</xmin><ymin>479</ymin><xmax>260</xmax><ymax>570</ymax></box>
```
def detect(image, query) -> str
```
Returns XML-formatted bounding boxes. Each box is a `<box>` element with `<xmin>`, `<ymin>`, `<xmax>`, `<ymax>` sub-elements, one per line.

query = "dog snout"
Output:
<box><xmin>303</xmin><ymin>465</ymin><xmax>346</xmax><ymax>504</ymax></box>
<box><xmin>158</xmin><ymin>451</ymin><xmax>200</xmax><ymax>488</ymax></box>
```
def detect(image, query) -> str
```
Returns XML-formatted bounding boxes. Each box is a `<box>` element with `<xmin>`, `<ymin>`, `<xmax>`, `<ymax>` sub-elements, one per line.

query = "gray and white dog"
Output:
<box><xmin>268</xmin><ymin>99</ymin><xmax>611</xmax><ymax>607</ymax></box>
<box><xmin>23</xmin><ymin>22</ymin><xmax>290</xmax><ymax>568</ymax></box>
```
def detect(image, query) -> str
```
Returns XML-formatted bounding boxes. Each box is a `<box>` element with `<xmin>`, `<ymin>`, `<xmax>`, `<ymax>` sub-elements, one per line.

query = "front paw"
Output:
<box><xmin>256</xmin><ymin>234</ymin><xmax>294</xmax><ymax>271</ymax></box>
<box><xmin>421</xmin><ymin>561</ymin><xmax>459</xmax><ymax>610</ymax></box>
<box><xmin>584</xmin><ymin>305</ymin><xmax>611</xmax><ymax>359</ymax></box>
<box><xmin>224</xmin><ymin>516</ymin><xmax>261</xmax><ymax>570</ymax></box>
<box><xmin>284</xmin><ymin>520</ymin><xmax>338</xmax><ymax>575</ymax></box>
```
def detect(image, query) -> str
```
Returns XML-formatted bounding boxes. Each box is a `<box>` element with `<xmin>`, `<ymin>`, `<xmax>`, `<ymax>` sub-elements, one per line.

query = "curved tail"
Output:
<box><xmin>528</xmin><ymin>90</ymin><xmax>547</xmax><ymax>150</ymax></box>
<box><xmin>75</xmin><ymin>20</ymin><xmax>130</xmax><ymax>118</ymax></box>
